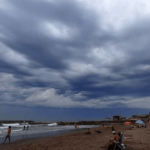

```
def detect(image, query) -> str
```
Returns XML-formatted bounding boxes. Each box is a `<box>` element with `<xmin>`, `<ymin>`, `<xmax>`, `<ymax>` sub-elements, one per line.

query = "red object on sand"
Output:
<box><xmin>124</xmin><ymin>122</ymin><xmax>132</xmax><ymax>125</ymax></box>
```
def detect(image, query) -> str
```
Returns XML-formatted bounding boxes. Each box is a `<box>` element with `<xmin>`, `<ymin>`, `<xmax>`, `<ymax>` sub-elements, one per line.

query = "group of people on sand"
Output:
<box><xmin>128</xmin><ymin>123</ymin><xmax>147</xmax><ymax>129</ymax></box>
<box><xmin>84</xmin><ymin>125</ymin><xmax>123</xmax><ymax>149</ymax></box>
<box><xmin>85</xmin><ymin>128</ymin><xmax>101</xmax><ymax>135</ymax></box>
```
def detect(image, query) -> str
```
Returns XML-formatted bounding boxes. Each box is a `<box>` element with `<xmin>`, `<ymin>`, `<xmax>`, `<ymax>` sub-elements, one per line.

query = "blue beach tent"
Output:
<box><xmin>104</xmin><ymin>122</ymin><xmax>108</xmax><ymax>125</ymax></box>
<box><xmin>135</xmin><ymin>120</ymin><xmax>145</xmax><ymax>124</ymax></box>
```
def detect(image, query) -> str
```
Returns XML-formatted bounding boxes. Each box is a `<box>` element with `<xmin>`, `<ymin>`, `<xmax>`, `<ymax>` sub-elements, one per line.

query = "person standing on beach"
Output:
<box><xmin>3</xmin><ymin>126</ymin><xmax>11</xmax><ymax>144</ymax></box>
<box><xmin>75</xmin><ymin>124</ymin><xmax>77</xmax><ymax>128</ymax></box>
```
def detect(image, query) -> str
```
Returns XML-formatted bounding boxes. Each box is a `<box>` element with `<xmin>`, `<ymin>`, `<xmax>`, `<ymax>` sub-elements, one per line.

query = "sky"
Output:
<box><xmin>0</xmin><ymin>0</ymin><xmax>150</xmax><ymax>121</ymax></box>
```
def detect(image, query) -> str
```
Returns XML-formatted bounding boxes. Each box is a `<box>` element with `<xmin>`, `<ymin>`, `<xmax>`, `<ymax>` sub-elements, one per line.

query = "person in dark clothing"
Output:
<box><xmin>3</xmin><ymin>126</ymin><xmax>11</xmax><ymax>144</ymax></box>
<box><xmin>111</xmin><ymin>126</ymin><xmax>115</xmax><ymax>131</ymax></box>
<box><xmin>95</xmin><ymin>130</ymin><xmax>101</xmax><ymax>133</ymax></box>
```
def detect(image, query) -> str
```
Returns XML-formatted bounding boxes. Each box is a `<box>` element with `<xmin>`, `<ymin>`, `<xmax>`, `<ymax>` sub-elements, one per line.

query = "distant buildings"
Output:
<box><xmin>105</xmin><ymin>118</ymin><xmax>112</xmax><ymax>121</ymax></box>
<box><xmin>113</xmin><ymin>115</ymin><xmax>121</xmax><ymax>121</ymax></box>
<box><xmin>140</xmin><ymin>115</ymin><xmax>149</xmax><ymax>123</ymax></box>
<box><xmin>128</xmin><ymin>114</ymin><xmax>150</xmax><ymax>123</ymax></box>
<box><xmin>121</xmin><ymin>117</ymin><xmax>127</xmax><ymax>120</ymax></box>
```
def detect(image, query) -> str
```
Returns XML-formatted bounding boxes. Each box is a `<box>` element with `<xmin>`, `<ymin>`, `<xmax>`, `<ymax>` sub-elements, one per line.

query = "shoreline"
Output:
<box><xmin>0</xmin><ymin>124</ymin><xmax>150</xmax><ymax>150</ymax></box>
<box><xmin>0</xmin><ymin>128</ymin><xmax>77</xmax><ymax>144</ymax></box>
<box><xmin>0</xmin><ymin>127</ymin><xmax>86</xmax><ymax>150</ymax></box>
<box><xmin>0</xmin><ymin>125</ymin><xmax>94</xmax><ymax>144</ymax></box>
<box><xmin>0</xmin><ymin>120</ymin><xmax>135</xmax><ymax>125</ymax></box>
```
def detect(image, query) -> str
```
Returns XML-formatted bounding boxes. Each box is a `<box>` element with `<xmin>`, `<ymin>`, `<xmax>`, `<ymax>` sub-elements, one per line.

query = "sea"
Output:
<box><xmin>0</xmin><ymin>123</ymin><xmax>98</xmax><ymax>144</ymax></box>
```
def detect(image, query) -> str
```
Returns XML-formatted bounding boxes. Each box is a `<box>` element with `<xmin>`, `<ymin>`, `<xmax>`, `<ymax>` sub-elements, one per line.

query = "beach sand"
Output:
<box><xmin>0</xmin><ymin>124</ymin><xmax>149</xmax><ymax>150</ymax></box>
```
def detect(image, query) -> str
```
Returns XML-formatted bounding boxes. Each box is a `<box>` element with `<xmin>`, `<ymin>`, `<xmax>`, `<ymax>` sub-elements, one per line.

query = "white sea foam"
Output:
<box><xmin>2</xmin><ymin>123</ymin><xmax>31</xmax><ymax>128</ymax></box>
<box><xmin>11</xmin><ymin>129</ymin><xmax>23</xmax><ymax>132</ymax></box>
<box><xmin>48</xmin><ymin>123</ymin><xmax>58</xmax><ymax>127</ymax></box>
<box><xmin>0</xmin><ymin>126</ymin><xmax>8</xmax><ymax>129</ymax></box>
<box><xmin>2</xmin><ymin>123</ymin><xmax>20</xmax><ymax>127</ymax></box>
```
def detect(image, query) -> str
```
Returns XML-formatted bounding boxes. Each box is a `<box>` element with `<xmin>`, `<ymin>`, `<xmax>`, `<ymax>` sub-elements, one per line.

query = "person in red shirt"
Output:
<box><xmin>3</xmin><ymin>126</ymin><xmax>11</xmax><ymax>144</ymax></box>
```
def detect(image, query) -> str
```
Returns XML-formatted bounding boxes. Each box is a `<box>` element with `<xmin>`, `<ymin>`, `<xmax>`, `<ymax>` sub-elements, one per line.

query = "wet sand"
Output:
<box><xmin>0</xmin><ymin>124</ymin><xmax>149</xmax><ymax>150</ymax></box>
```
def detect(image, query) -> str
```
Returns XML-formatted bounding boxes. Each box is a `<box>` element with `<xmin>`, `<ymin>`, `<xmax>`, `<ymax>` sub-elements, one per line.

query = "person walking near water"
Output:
<box><xmin>3</xmin><ymin>126</ymin><xmax>11</xmax><ymax>144</ymax></box>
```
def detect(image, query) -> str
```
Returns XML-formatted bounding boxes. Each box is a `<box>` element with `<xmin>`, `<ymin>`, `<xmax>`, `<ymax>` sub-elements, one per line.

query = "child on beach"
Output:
<box><xmin>2</xmin><ymin>126</ymin><xmax>11</xmax><ymax>144</ymax></box>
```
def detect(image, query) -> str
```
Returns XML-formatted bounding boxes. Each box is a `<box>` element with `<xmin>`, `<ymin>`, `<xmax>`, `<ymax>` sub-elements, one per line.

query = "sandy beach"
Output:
<box><xmin>0</xmin><ymin>124</ymin><xmax>149</xmax><ymax>150</ymax></box>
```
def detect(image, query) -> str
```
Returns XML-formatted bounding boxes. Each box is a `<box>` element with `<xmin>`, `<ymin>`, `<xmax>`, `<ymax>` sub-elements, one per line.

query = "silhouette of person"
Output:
<box><xmin>3</xmin><ymin>126</ymin><xmax>11</xmax><ymax>144</ymax></box>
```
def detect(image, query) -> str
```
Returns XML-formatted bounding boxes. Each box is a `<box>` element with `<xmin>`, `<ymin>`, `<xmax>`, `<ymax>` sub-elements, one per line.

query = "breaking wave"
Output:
<box><xmin>2</xmin><ymin>123</ymin><xmax>20</xmax><ymax>127</ymax></box>
<box><xmin>48</xmin><ymin>123</ymin><xmax>58</xmax><ymax>127</ymax></box>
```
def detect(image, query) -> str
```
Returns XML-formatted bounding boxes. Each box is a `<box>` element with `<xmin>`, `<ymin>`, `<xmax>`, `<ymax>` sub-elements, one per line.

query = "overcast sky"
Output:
<box><xmin>0</xmin><ymin>0</ymin><xmax>150</xmax><ymax>121</ymax></box>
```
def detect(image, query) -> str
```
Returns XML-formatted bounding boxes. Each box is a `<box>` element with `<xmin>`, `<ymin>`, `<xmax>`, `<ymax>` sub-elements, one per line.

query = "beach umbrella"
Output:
<box><xmin>124</xmin><ymin>122</ymin><xmax>132</xmax><ymax>125</ymax></box>
<box><xmin>135</xmin><ymin>120</ymin><xmax>145</xmax><ymax>124</ymax></box>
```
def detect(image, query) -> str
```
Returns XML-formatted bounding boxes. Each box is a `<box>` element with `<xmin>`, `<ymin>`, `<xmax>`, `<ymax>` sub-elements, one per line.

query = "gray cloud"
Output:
<box><xmin>0</xmin><ymin>0</ymin><xmax>150</xmax><ymax>109</ymax></box>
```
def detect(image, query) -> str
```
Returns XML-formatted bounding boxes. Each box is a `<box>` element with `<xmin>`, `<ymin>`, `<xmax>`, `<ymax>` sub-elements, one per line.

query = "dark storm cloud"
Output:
<box><xmin>0</xmin><ymin>0</ymin><xmax>150</xmax><ymax>108</ymax></box>
<box><xmin>66</xmin><ymin>70</ymin><xmax>150</xmax><ymax>100</ymax></box>
<box><xmin>0</xmin><ymin>0</ymin><xmax>102</xmax><ymax>70</ymax></box>
<box><xmin>0</xmin><ymin>59</ymin><xmax>31</xmax><ymax>76</ymax></box>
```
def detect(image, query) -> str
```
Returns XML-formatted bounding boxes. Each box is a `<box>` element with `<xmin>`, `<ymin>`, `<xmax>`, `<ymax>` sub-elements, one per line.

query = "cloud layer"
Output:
<box><xmin>1</xmin><ymin>0</ymin><xmax>150</xmax><ymax>109</ymax></box>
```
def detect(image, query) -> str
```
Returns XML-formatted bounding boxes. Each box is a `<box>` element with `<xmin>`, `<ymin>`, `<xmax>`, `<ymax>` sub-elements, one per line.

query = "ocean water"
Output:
<box><xmin>0</xmin><ymin>123</ymin><xmax>98</xmax><ymax>144</ymax></box>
